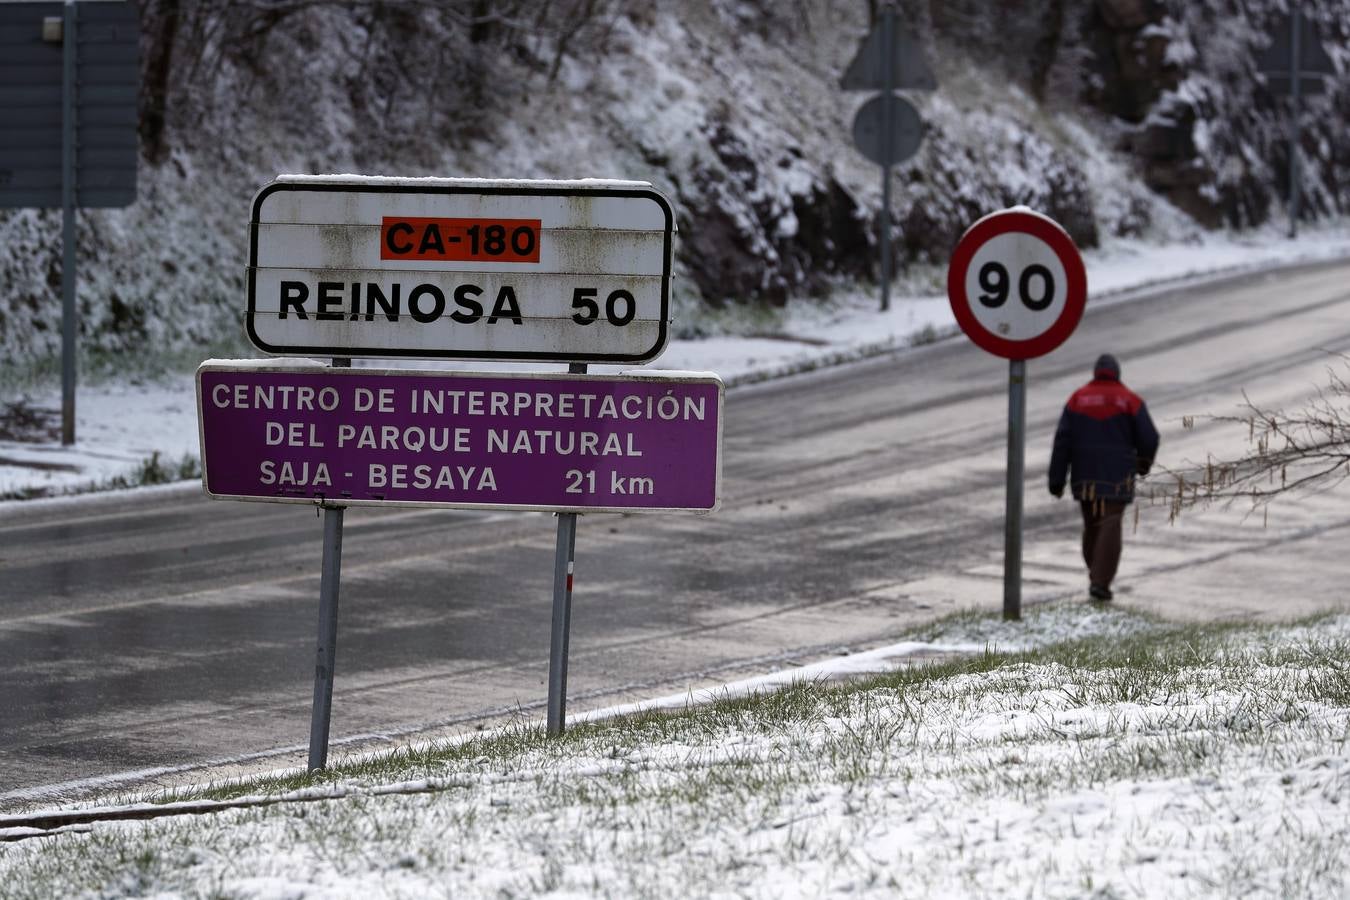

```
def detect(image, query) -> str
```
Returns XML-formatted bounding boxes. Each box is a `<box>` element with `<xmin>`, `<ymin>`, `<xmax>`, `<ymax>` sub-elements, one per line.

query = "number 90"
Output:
<box><xmin>977</xmin><ymin>262</ymin><xmax>1056</xmax><ymax>311</ymax></box>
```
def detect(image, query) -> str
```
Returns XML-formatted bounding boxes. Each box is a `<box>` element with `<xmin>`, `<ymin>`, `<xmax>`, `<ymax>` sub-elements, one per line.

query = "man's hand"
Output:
<box><xmin>1049</xmin><ymin>485</ymin><xmax>1064</xmax><ymax>499</ymax></box>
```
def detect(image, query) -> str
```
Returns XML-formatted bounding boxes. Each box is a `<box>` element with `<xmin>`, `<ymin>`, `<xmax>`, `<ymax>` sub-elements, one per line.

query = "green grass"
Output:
<box><xmin>136</xmin><ymin>609</ymin><xmax>1345</xmax><ymax>809</ymax></box>
<box><xmin>8</xmin><ymin>605</ymin><xmax>1349</xmax><ymax>899</ymax></box>
<box><xmin>102</xmin><ymin>451</ymin><xmax>202</xmax><ymax>490</ymax></box>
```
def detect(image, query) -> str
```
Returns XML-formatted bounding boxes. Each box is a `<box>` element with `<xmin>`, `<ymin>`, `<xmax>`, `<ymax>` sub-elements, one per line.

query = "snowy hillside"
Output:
<box><xmin>0</xmin><ymin>0</ymin><xmax>1344</xmax><ymax>366</ymax></box>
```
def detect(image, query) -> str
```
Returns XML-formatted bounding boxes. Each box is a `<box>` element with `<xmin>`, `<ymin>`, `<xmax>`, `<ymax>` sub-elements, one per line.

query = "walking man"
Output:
<box><xmin>1048</xmin><ymin>354</ymin><xmax>1159</xmax><ymax>601</ymax></box>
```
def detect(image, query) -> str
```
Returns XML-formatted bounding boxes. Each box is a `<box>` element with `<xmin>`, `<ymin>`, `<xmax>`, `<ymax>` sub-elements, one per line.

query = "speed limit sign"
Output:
<box><xmin>946</xmin><ymin>208</ymin><xmax>1087</xmax><ymax>360</ymax></box>
<box><xmin>946</xmin><ymin>207</ymin><xmax>1088</xmax><ymax>623</ymax></box>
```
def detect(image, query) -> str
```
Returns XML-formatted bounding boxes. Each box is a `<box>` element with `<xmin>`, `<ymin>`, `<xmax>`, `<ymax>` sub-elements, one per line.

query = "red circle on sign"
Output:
<box><xmin>946</xmin><ymin>209</ymin><xmax>1087</xmax><ymax>360</ymax></box>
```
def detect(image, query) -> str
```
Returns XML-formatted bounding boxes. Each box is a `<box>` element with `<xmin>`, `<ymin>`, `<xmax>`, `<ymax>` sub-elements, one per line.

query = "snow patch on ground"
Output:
<box><xmin>3</xmin><ymin>607</ymin><xmax>1347</xmax><ymax>898</ymax></box>
<box><xmin>904</xmin><ymin>599</ymin><xmax>1163</xmax><ymax>651</ymax></box>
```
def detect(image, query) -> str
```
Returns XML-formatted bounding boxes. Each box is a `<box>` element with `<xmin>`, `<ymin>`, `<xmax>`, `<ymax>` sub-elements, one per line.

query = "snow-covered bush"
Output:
<box><xmin>0</xmin><ymin>0</ymin><xmax>1342</xmax><ymax>364</ymax></box>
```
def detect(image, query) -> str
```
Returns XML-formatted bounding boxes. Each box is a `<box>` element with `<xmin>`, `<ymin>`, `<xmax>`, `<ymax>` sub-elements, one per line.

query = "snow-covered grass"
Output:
<box><xmin>2</xmin><ymin>222</ymin><xmax>1349</xmax><ymax>503</ymax></box>
<box><xmin>3</xmin><ymin>603</ymin><xmax>1348</xmax><ymax>898</ymax></box>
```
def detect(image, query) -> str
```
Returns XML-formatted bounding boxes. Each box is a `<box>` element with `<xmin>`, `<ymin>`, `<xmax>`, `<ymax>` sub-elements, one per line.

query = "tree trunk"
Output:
<box><xmin>140</xmin><ymin>0</ymin><xmax>181</xmax><ymax>163</ymax></box>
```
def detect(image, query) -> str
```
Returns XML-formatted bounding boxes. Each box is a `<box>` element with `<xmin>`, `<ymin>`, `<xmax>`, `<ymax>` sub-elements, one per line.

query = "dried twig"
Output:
<box><xmin>1153</xmin><ymin>356</ymin><xmax>1350</xmax><ymax>518</ymax></box>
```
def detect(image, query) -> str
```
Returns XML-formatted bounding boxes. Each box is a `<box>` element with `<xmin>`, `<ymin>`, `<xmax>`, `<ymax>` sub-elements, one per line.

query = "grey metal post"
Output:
<box><xmin>1288</xmin><ymin>2</ymin><xmax>1302</xmax><ymax>240</ymax></box>
<box><xmin>878</xmin><ymin>3</ymin><xmax>895</xmax><ymax>313</ymax></box>
<box><xmin>1004</xmin><ymin>359</ymin><xmax>1026</xmax><ymax>621</ymax></box>
<box><xmin>60</xmin><ymin>0</ymin><xmax>77</xmax><ymax>446</ymax></box>
<box><xmin>308</xmin><ymin>357</ymin><xmax>351</xmax><ymax>771</ymax></box>
<box><xmin>547</xmin><ymin>361</ymin><xmax>587</xmax><ymax>735</ymax></box>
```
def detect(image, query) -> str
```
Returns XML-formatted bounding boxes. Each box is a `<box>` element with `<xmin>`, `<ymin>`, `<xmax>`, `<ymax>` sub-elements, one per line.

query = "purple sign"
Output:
<box><xmin>197</xmin><ymin>364</ymin><xmax>722</xmax><ymax>513</ymax></box>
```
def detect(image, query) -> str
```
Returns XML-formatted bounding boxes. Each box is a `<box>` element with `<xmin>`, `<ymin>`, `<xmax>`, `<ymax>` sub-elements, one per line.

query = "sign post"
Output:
<box><xmin>547</xmin><ymin>509</ymin><xmax>578</xmax><ymax>734</ymax></box>
<box><xmin>232</xmin><ymin>175</ymin><xmax>693</xmax><ymax>757</ymax></box>
<box><xmin>947</xmin><ymin>209</ymin><xmax>1087</xmax><ymax>619</ymax></box>
<box><xmin>240</xmin><ymin>174</ymin><xmax>685</xmax><ymax>755</ymax></box>
<box><xmin>307</xmin><ymin>357</ymin><xmax>349</xmax><ymax>772</ymax></box>
<box><xmin>548</xmin><ymin>360</ymin><xmax>586</xmax><ymax>735</ymax></box>
<box><xmin>1255</xmin><ymin>5</ymin><xmax>1336</xmax><ymax>239</ymax></box>
<box><xmin>1289</xmin><ymin>3</ymin><xmax>1303</xmax><ymax>239</ymax></box>
<box><xmin>879</xmin><ymin>4</ymin><xmax>894</xmax><ymax>314</ymax></box>
<box><xmin>544</xmin><ymin>455</ymin><xmax>580</xmax><ymax>738</ymax></box>
<box><xmin>1005</xmin><ymin>358</ymin><xmax>1026</xmax><ymax>620</ymax></box>
<box><xmin>0</xmin><ymin>0</ymin><xmax>140</xmax><ymax>445</ymax></box>
<box><xmin>308</xmin><ymin>501</ymin><xmax>344</xmax><ymax>771</ymax></box>
<box><xmin>60</xmin><ymin>0</ymin><xmax>77</xmax><ymax>446</ymax></box>
<box><xmin>840</xmin><ymin>3</ymin><xmax>935</xmax><ymax>313</ymax></box>
<box><xmin>219</xmin><ymin>176</ymin><xmax>704</xmax><ymax>762</ymax></box>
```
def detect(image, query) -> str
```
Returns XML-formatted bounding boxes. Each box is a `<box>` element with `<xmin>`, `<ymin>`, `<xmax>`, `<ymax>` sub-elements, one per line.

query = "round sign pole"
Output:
<box><xmin>845</xmin><ymin>21</ymin><xmax>927</xmax><ymax>313</ymax></box>
<box><xmin>308</xmin><ymin>355</ymin><xmax>351</xmax><ymax>772</ymax></box>
<box><xmin>879</xmin><ymin>3</ymin><xmax>895</xmax><ymax>312</ymax></box>
<box><xmin>1005</xmin><ymin>359</ymin><xmax>1026</xmax><ymax>620</ymax></box>
<box><xmin>851</xmin><ymin>91</ymin><xmax>925</xmax><ymax>313</ymax></box>
<box><xmin>947</xmin><ymin>208</ymin><xmax>1087</xmax><ymax>621</ymax></box>
<box><xmin>547</xmin><ymin>360</ymin><xmax>589</xmax><ymax>736</ymax></box>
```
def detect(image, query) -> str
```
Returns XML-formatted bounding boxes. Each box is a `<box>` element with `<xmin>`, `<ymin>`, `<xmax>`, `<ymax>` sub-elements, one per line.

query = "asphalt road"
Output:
<box><xmin>5</xmin><ymin>259</ymin><xmax>1350</xmax><ymax>809</ymax></box>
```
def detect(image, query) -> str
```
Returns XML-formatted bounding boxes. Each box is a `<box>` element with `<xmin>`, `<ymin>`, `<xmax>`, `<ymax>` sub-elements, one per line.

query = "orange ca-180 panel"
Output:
<box><xmin>381</xmin><ymin>217</ymin><xmax>542</xmax><ymax>263</ymax></box>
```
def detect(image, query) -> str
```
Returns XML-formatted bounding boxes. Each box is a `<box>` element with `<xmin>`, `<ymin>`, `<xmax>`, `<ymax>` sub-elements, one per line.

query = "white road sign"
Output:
<box><xmin>946</xmin><ymin>208</ymin><xmax>1087</xmax><ymax>360</ymax></box>
<box><xmin>247</xmin><ymin>176</ymin><xmax>676</xmax><ymax>363</ymax></box>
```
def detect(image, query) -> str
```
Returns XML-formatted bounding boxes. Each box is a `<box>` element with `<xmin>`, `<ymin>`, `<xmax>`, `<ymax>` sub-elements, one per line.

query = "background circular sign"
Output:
<box><xmin>851</xmin><ymin>94</ymin><xmax>925</xmax><ymax>167</ymax></box>
<box><xmin>946</xmin><ymin>209</ymin><xmax>1087</xmax><ymax>360</ymax></box>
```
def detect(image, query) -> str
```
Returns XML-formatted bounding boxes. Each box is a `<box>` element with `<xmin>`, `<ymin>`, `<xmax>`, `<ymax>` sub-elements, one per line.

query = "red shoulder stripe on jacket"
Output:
<box><xmin>1067</xmin><ymin>380</ymin><xmax>1143</xmax><ymax>420</ymax></box>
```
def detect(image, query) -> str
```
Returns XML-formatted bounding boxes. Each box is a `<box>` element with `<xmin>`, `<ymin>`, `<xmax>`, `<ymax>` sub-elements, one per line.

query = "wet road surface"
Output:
<box><xmin>5</xmin><ymin>260</ymin><xmax>1350</xmax><ymax>808</ymax></box>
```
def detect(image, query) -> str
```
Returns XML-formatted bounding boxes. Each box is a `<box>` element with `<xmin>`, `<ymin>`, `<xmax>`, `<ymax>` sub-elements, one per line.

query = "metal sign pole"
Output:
<box><xmin>307</xmin><ymin>356</ymin><xmax>351</xmax><ymax>771</ymax></box>
<box><xmin>1004</xmin><ymin>359</ymin><xmax>1026</xmax><ymax>620</ymax></box>
<box><xmin>1288</xmin><ymin>2</ymin><xmax>1302</xmax><ymax>240</ymax></box>
<box><xmin>60</xmin><ymin>0</ymin><xmax>77</xmax><ymax>446</ymax></box>
<box><xmin>547</xmin><ymin>362</ymin><xmax>587</xmax><ymax>736</ymax></box>
<box><xmin>879</xmin><ymin>4</ymin><xmax>895</xmax><ymax>313</ymax></box>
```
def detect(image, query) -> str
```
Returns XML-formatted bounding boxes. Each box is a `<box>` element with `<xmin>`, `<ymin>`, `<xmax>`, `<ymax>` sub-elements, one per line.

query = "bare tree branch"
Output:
<box><xmin>1150</xmin><ymin>355</ymin><xmax>1350</xmax><ymax>520</ymax></box>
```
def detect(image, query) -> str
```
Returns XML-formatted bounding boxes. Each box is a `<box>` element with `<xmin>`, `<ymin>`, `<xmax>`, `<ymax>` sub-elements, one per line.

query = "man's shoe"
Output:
<box><xmin>1088</xmin><ymin>584</ymin><xmax>1113</xmax><ymax>602</ymax></box>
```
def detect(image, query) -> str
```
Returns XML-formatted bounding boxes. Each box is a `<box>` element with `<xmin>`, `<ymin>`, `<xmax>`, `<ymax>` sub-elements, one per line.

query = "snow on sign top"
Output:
<box><xmin>246</xmin><ymin>177</ymin><xmax>676</xmax><ymax>364</ymax></box>
<box><xmin>946</xmin><ymin>208</ymin><xmax>1087</xmax><ymax>361</ymax></box>
<box><xmin>274</xmin><ymin>174</ymin><xmax>657</xmax><ymax>190</ymax></box>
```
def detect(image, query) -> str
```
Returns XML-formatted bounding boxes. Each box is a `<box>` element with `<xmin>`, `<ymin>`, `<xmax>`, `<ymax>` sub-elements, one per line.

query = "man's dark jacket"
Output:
<box><xmin>1048</xmin><ymin>373</ymin><xmax>1159</xmax><ymax>503</ymax></box>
